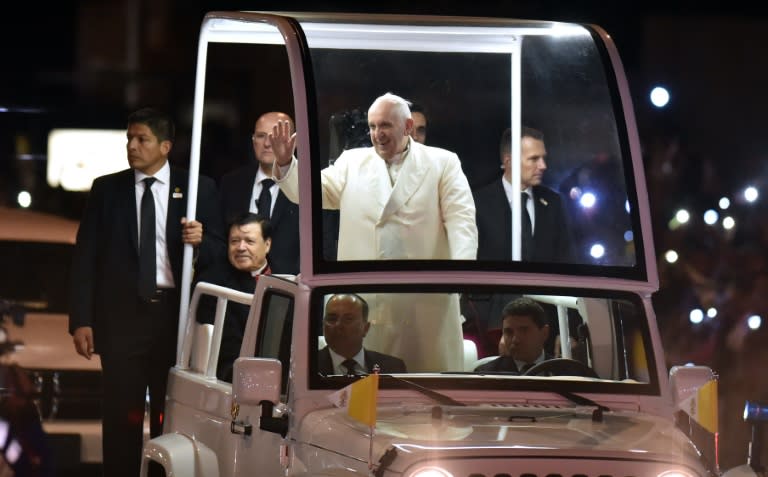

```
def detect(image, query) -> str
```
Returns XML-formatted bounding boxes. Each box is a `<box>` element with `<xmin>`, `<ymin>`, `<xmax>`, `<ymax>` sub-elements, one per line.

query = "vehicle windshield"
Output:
<box><xmin>305</xmin><ymin>22</ymin><xmax>639</xmax><ymax>276</ymax></box>
<box><xmin>308</xmin><ymin>287</ymin><xmax>658</xmax><ymax>394</ymax></box>
<box><xmin>194</xmin><ymin>14</ymin><xmax>647</xmax><ymax>284</ymax></box>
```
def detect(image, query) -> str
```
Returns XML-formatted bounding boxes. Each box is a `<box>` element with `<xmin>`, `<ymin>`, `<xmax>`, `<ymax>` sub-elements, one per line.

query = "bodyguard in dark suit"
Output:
<box><xmin>219</xmin><ymin>112</ymin><xmax>299</xmax><ymax>274</ymax></box>
<box><xmin>318</xmin><ymin>294</ymin><xmax>407</xmax><ymax>375</ymax></box>
<box><xmin>474</xmin><ymin>126</ymin><xmax>572</xmax><ymax>263</ymax></box>
<box><xmin>69</xmin><ymin>108</ymin><xmax>224</xmax><ymax>477</ymax></box>
<box><xmin>469</xmin><ymin>127</ymin><xmax>572</xmax><ymax>355</ymax></box>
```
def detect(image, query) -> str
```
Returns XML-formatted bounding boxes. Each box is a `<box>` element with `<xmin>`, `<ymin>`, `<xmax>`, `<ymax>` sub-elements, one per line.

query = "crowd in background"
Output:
<box><xmin>645</xmin><ymin>132</ymin><xmax>768</xmax><ymax>469</ymax></box>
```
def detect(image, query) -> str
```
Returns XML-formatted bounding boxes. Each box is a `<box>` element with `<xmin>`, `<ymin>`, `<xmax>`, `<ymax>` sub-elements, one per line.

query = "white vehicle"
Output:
<box><xmin>142</xmin><ymin>12</ymin><xmax>722</xmax><ymax>477</ymax></box>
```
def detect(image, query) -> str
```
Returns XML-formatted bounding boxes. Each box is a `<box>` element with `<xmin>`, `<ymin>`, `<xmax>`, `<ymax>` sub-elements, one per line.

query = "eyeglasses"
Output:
<box><xmin>251</xmin><ymin>132</ymin><xmax>268</xmax><ymax>142</ymax></box>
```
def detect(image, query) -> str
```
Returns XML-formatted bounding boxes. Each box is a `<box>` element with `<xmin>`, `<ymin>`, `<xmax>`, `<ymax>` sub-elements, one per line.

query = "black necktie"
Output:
<box><xmin>342</xmin><ymin>359</ymin><xmax>358</xmax><ymax>376</ymax></box>
<box><xmin>521</xmin><ymin>192</ymin><xmax>533</xmax><ymax>261</ymax></box>
<box><xmin>256</xmin><ymin>178</ymin><xmax>275</xmax><ymax>218</ymax></box>
<box><xmin>138</xmin><ymin>177</ymin><xmax>157</xmax><ymax>300</ymax></box>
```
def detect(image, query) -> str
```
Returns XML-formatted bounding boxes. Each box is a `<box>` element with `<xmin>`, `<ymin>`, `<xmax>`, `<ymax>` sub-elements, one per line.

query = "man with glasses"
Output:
<box><xmin>219</xmin><ymin>111</ymin><xmax>299</xmax><ymax>274</ymax></box>
<box><xmin>318</xmin><ymin>294</ymin><xmax>407</xmax><ymax>375</ymax></box>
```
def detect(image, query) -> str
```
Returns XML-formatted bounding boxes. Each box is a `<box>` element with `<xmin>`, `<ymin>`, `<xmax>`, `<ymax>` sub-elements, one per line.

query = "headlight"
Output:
<box><xmin>657</xmin><ymin>471</ymin><xmax>696</xmax><ymax>477</ymax></box>
<box><xmin>410</xmin><ymin>466</ymin><xmax>454</xmax><ymax>477</ymax></box>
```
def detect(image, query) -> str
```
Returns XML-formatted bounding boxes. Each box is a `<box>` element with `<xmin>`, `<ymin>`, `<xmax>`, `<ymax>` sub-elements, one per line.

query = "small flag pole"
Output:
<box><xmin>369</xmin><ymin>364</ymin><xmax>381</xmax><ymax>474</ymax></box>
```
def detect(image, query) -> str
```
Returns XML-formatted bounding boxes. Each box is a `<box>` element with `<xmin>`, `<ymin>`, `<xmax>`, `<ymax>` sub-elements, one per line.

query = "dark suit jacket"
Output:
<box><xmin>219</xmin><ymin>163</ymin><xmax>299</xmax><ymax>274</ymax></box>
<box><xmin>474</xmin><ymin>353</ymin><xmax>554</xmax><ymax>373</ymax></box>
<box><xmin>317</xmin><ymin>347</ymin><xmax>407</xmax><ymax>375</ymax></box>
<box><xmin>473</xmin><ymin>179</ymin><xmax>573</xmax><ymax>263</ymax></box>
<box><xmin>195</xmin><ymin>266</ymin><xmax>266</xmax><ymax>382</ymax></box>
<box><xmin>69</xmin><ymin>166</ymin><xmax>224</xmax><ymax>355</ymax></box>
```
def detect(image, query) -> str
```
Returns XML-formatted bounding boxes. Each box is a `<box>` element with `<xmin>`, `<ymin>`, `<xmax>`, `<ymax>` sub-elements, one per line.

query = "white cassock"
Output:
<box><xmin>277</xmin><ymin>139</ymin><xmax>478</xmax><ymax>371</ymax></box>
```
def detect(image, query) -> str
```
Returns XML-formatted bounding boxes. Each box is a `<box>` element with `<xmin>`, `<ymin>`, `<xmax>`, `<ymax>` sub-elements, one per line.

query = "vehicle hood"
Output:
<box><xmin>298</xmin><ymin>403</ymin><xmax>699</xmax><ymax>466</ymax></box>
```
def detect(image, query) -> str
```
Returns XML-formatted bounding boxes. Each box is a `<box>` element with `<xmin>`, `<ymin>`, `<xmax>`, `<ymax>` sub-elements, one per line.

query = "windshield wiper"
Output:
<box><xmin>555</xmin><ymin>390</ymin><xmax>609</xmax><ymax>422</ymax></box>
<box><xmin>379</xmin><ymin>374</ymin><xmax>466</xmax><ymax>407</ymax></box>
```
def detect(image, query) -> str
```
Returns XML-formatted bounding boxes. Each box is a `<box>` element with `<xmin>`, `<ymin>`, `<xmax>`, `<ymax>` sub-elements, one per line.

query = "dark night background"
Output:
<box><xmin>2</xmin><ymin>0</ymin><xmax>768</xmax><ymax>470</ymax></box>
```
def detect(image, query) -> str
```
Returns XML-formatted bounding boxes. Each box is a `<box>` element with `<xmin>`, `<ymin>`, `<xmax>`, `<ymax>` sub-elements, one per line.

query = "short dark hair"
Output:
<box><xmin>228</xmin><ymin>212</ymin><xmax>273</xmax><ymax>241</ymax></box>
<box><xmin>409</xmin><ymin>102</ymin><xmax>427</xmax><ymax>116</ymax></box>
<box><xmin>326</xmin><ymin>293</ymin><xmax>369</xmax><ymax>322</ymax></box>
<box><xmin>499</xmin><ymin>125</ymin><xmax>545</xmax><ymax>158</ymax></box>
<box><xmin>127</xmin><ymin>107</ymin><xmax>175</xmax><ymax>143</ymax></box>
<box><xmin>501</xmin><ymin>297</ymin><xmax>547</xmax><ymax>328</ymax></box>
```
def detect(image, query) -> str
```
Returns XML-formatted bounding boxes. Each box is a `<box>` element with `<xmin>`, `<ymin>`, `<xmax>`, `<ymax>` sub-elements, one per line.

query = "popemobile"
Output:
<box><xmin>141</xmin><ymin>11</ymin><xmax>733</xmax><ymax>477</ymax></box>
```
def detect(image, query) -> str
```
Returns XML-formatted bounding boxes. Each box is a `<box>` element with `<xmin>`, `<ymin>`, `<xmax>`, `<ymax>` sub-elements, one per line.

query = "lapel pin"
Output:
<box><xmin>539</xmin><ymin>198</ymin><xmax>548</xmax><ymax>206</ymax></box>
<box><xmin>173</xmin><ymin>187</ymin><xmax>183</xmax><ymax>199</ymax></box>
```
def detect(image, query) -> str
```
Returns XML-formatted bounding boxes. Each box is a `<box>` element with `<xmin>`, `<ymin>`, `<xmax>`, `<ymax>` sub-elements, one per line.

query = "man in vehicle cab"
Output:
<box><xmin>475</xmin><ymin>297</ymin><xmax>552</xmax><ymax>374</ymax></box>
<box><xmin>318</xmin><ymin>294</ymin><xmax>407</xmax><ymax>375</ymax></box>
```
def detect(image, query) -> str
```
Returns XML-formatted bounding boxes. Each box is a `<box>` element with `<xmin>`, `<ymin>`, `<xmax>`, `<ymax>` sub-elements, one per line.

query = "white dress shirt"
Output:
<box><xmin>134</xmin><ymin>161</ymin><xmax>174</xmax><ymax>288</ymax></box>
<box><xmin>502</xmin><ymin>177</ymin><xmax>535</xmax><ymax>232</ymax></box>
<box><xmin>328</xmin><ymin>347</ymin><xmax>366</xmax><ymax>375</ymax></box>
<box><xmin>249</xmin><ymin>168</ymin><xmax>278</xmax><ymax>216</ymax></box>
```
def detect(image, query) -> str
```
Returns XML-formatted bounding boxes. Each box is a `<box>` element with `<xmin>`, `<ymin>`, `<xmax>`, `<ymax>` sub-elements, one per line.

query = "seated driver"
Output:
<box><xmin>475</xmin><ymin>297</ymin><xmax>552</xmax><ymax>373</ymax></box>
<box><xmin>318</xmin><ymin>293</ymin><xmax>407</xmax><ymax>375</ymax></box>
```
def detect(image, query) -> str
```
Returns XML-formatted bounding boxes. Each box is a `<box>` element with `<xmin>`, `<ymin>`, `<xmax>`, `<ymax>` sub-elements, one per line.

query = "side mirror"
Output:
<box><xmin>231</xmin><ymin>358</ymin><xmax>287</xmax><ymax>437</ymax></box>
<box><xmin>232</xmin><ymin>358</ymin><xmax>282</xmax><ymax>406</ymax></box>
<box><xmin>669</xmin><ymin>365</ymin><xmax>716</xmax><ymax>408</ymax></box>
<box><xmin>669</xmin><ymin>365</ymin><xmax>718</xmax><ymax>474</ymax></box>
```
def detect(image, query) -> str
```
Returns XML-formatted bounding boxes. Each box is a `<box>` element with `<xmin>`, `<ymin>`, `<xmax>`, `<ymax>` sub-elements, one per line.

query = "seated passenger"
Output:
<box><xmin>554</xmin><ymin>334</ymin><xmax>578</xmax><ymax>359</ymax></box>
<box><xmin>319</xmin><ymin>294</ymin><xmax>407</xmax><ymax>375</ymax></box>
<box><xmin>475</xmin><ymin>297</ymin><xmax>551</xmax><ymax>373</ymax></box>
<box><xmin>197</xmin><ymin>212</ymin><xmax>273</xmax><ymax>381</ymax></box>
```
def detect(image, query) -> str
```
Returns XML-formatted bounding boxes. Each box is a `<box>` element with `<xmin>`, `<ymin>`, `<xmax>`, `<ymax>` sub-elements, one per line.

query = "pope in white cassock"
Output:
<box><xmin>272</xmin><ymin>93</ymin><xmax>478</xmax><ymax>371</ymax></box>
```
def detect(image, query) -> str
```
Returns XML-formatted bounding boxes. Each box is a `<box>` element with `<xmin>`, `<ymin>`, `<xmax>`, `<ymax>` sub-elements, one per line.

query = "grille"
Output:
<box><xmin>406</xmin><ymin>457</ymin><xmax>703</xmax><ymax>477</ymax></box>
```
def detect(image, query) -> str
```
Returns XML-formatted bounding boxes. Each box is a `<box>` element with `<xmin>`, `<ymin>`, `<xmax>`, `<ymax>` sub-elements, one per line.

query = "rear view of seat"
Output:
<box><xmin>190</xmin><ymin>323</ymin><xmax>214</xmax><ymax>373</ymax></box>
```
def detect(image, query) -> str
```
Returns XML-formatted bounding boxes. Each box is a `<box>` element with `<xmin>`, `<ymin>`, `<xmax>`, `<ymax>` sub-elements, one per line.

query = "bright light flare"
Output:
<box><xmin>579</xmin><ymin>192</ymin><xmax>596</xmax><ymax>208</ymax></box>
<box><xmin>590</xmin><ymin>243</ymin><xmax>605</xmax><ymax>259</ymax></box>
<box><xmin>703</xmin><ymin>209</ymin><xmax>719</xmax><ymax>225</ymax></box>
<box><xmin>689</xmin><ymin>308</ymin><xmax>704</xmax><ymax>324</ymax></box>
<box><xmin>707</xmin><ymin>307</ymin><xmax>717</xmax><ymax>319</ymax></box>
<box><xmin>748</xmin><ymin>315</ymin><xmax>762</xmax><ymax>330</ymax></box>
<box><xmin>719</xmin><ymin>197</ymin><xmax>730</xmax><ymax>209</ymax></box>
<box><xmin>16</xmin><ymin>191</ymin><xmax>31</xmax><ymax>208</ymax></box>
<box><xmin>744</xmin><ymin>186</ymin><xmax>759</xmax><ymax>203</ymax></box>
<box><xmin>722</xmin><ymin>216</ymin><xmax>735</xmax><ymax>230</ymax></box>
<box><xmin>669</xmin><ymin>208</ymin><xmax>691</xmax><ymax>230</ymax></box>
<box><xmin>664</xmin><ymin>250</ymin><xmax>678</xmax><ymax>263</ymax></box>
<box><xmin>650</xmin><ymin>86</ymin><xmax>670</xmax><ymax>108</ymax></box>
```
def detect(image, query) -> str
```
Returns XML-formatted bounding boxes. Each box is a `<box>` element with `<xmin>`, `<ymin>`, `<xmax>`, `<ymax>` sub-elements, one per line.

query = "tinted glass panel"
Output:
<box><xmin>310</xmin><ymin>286</ymin><xmax>657</xmax><ymax>394</ymax></box>
<box><xmin>300</xmin><ymin>19</ymin><xmax>641</xmax><ymax>276</ymax></box>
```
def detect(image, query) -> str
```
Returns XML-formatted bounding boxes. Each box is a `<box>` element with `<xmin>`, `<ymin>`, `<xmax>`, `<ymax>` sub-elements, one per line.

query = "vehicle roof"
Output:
<box><xmin>0</xmin><ymin>207</ymin><xmax>78</xmax><ymax>244</ymax></box>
